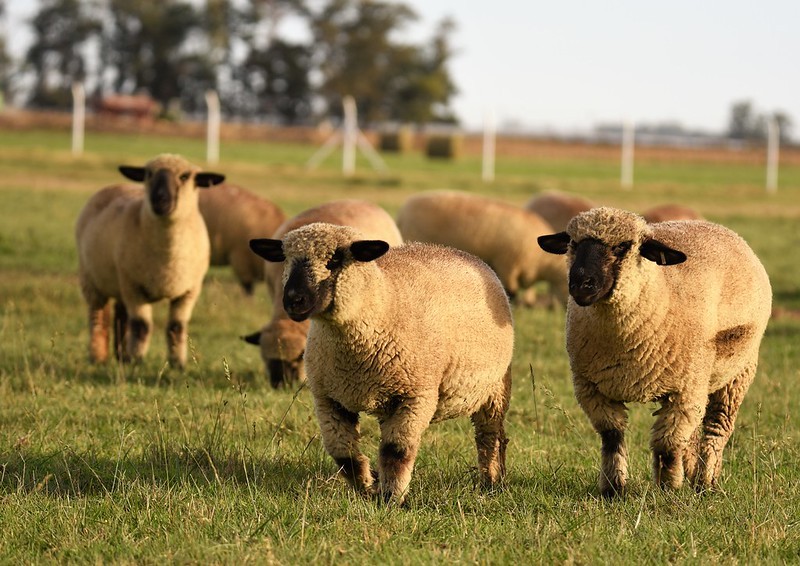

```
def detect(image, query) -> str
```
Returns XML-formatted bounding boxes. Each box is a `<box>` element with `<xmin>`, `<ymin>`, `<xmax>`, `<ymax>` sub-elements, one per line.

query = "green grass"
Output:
<box><xmin>0</xmin><ymin>128</ymin><xmax>799</xmax><ymax>562</ymax></box>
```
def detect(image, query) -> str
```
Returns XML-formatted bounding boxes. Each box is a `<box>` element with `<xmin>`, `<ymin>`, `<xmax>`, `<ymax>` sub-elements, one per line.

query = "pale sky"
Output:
<box><xmin>6</xmin><ymin>0</ymin><xmax>798</xmax><ymax>136</ymax></box>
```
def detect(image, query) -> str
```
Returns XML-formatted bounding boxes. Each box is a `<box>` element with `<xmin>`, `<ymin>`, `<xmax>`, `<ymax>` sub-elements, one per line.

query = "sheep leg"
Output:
<box><xmin>113</xmin><ymin>301</ymin><xmax>129</xmax><ymax>362</ymax></box>
<box><xmin>124</xmin><ymin>302</ymin><xmax>153</xmax><ymax>364</ymax></box>
<box><xmin>377</xmin><ymin>393</ymin><xmax>438</xmax><ymax>505</ymax></box>
<box><xmin>471</xmin><ymin>366</ymin><xmax>512</xmax><ymax>486</ymax></box>
<box><xmin>650</xmin><ymin>392</ymin><xmax>706</xmax><ymax>490</ymax></box>
<box><xmin>693</xmin><ymin>367</ymin><xmax>756</xmax><ymax>489</ymax></box>
<box><xmin>314</xmin><ymin>396</ymin><xmax>374</xmax><ymax>495</ymax></box>
<box><xmin>87</xmin><ymin>301</ymin><xmax>111</xmax><ymax>363</ymax></box>
<box><xmin>574</xmin><ymin>378</ymin><xmax>629</xmax><ymax>497</ymax></box>
<box><xmin>166</xmin><ymin>290</ymin><xmax>200</xmax><ymax>369</ymax></box>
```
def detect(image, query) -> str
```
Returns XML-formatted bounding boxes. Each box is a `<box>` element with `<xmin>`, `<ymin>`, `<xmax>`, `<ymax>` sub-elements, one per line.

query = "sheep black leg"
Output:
<box><xmin>377</xmin><ymin>393</ymin><xmax>437</xmax><ymax>505</ymax></box>
<box><xmin>694</xmin><ymin>367</ymin><xmax>756</xmax><ymax>489</ymax></box>
<box><xmin>471</xmin><ymin>366</ymin><xmax>511</xmax><ymax>486</ymax></box>
<box><xmin>574</xmin><ymin>378</ymin><xmax>629</xmax><ymax>498</ymax></box>
<box><xmin>651</xmin><ymin>392</ymin><xmax>705</xmax><ymax>490</ymax></box>
<box><xmin>314</xmin><ymin>396</ymin><xmax>374</xmax><ymax>495</ymax></box>
<box><xmin>167</xmin><ymin>290</ymin><xmax>199</xmax><ymax>369</ymax></box>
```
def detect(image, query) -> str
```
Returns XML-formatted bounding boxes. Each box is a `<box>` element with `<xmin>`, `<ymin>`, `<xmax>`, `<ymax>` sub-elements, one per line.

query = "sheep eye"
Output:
<box><xmin>179</xmin><ymin>172</ymin><xmax>191</xmax><ymax>182</ymax></box>
<box><xmin>326</xmin><ymin>250</ymin><xmax>344</xmax><ymax>271</ymax></box>
<box><xmin>612</xmin><ymin>241</ymin><xmax>632</xmax><ymax>258</ymax></box>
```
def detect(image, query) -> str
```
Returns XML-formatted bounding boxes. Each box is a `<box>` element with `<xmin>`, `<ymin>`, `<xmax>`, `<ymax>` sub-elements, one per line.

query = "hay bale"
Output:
<box><xmin>379</xmin><ymin>127</ymin><xmax>414</xmax><ymax>153</ymax></box>
<box><xmin>425</xmin><ymin>134</ymin><xmax>463</xmax><ymax>160</ymax></box>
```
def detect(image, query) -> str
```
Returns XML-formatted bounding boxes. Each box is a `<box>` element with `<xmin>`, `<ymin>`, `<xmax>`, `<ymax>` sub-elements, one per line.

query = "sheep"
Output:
<box><xmin>525</xmin><ymin>190</ymin><xmax>596</xmax><ymax>231</ymax></box>
<box><xmin>642</xmin><ymin>203</ymin><xmax>704</xmax><ymax>223</ymax></box>
<box><xmin>242</xmin><ymin>199</ymin><xmax>403</xmax><ymax>388</ymax></box>
<box><xmin>75</xmin><ymin>153</ymin><xmax>224</xmax><ymax>369</ymax></box>
<box><xmin>198</xmin><ymin>183</ymin><xmax>286</xmax><ymax>295</ymax></box>
<box><xmin>396</xmin><ymin>190</ymin><xmax>567</xmax><ymax>305</ymax></box>
<box><xmin>537</xmin><ymin>207</ymin><xmax>771</xmax><ymax>497</ymax></box>
<box><xmin>250</xmin><ymin>222</ymin><xmax>514</xmax><ymax>504</ymax></box>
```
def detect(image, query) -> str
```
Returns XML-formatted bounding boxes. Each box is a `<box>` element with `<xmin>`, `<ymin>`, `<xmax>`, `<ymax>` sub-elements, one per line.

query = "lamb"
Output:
<box><xmin>642</xmin><ymin>203</ymin><xmax>704</xmax><ymax>223</ymax></box>
<box><xmin>537</xmin><ymin>207</ymin><xmax>771</xmax><ymax>497</ymax></box>
<box><xmin>525</xmin><ymin>190</ymin><xmax>596</xmax><ymax>231</ymax></box>
<box><xmin>198</xmin><ymin>183</ymin><xmax>286</xmax><ymax>295</ymax></box>
<box><xmin>242</xmin><ymin>200</ymin><xmax>403</xmax><ymax>388</ymax></box>
<box><xmin>396</xmin><ymin>190</ymin><xmax>567</xmax><ymax>304</ymax></box>
<box><xmin>250</xmin><ymin>222</ymin><xmax>514</xmax><ymax>504</ymax></box>
<box><xmin>75</xmin><ymin>153</ymin><xmax>224</xmax><ymax>369</ymax></box>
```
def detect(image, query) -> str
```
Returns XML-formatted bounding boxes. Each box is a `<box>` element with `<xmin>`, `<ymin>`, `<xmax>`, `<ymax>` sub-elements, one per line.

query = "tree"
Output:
<box><xmin>24</xmin><ymin>0</ymin><xmax>102</xmax><ymax>109</ymax></box>
<box><xmin>243</xmin><ymin>39</ymin><xmax>313</xmax><ymax>123</ymax></box>
<box><xmin>728</xmin><ymin>100</ymin><xmax>794</xmax><ymax>143</ymax></box>
<box><xmin>309</xmin><ymin>0</ymin><xmax>458</xmax><ymax>124</ymax></box>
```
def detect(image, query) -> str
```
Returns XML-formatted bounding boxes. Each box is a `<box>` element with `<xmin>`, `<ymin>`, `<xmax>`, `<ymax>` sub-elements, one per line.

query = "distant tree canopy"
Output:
<box><xmin>11</xmin><ymin>0</ymin><xmax>459</xmax><ymax>125</ymax></box>
<box><xmin>728</xmin><ymin>100</ymin><xmax>793</xmax><ymax>143</ymax></box>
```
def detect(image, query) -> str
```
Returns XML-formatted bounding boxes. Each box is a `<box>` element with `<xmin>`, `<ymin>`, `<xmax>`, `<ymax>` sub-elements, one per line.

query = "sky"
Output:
<box><xmin>5</xmin><ymin>0</ymin><xmax>799</xmax><ymax>135</ymax></box>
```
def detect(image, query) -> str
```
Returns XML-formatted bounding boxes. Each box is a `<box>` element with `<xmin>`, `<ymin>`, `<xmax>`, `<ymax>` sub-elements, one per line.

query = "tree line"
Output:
<box><xmin>0</xmin><ymin>0</ymin><xmax>459</xmax><ymax>125</ymax></box>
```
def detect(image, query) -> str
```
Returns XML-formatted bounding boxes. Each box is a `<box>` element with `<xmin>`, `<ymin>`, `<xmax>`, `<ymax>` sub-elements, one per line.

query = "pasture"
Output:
<box><xmin>0</xmin><ymin>125</ymin><xmax>799</xmax><ymax>563</ymax></box>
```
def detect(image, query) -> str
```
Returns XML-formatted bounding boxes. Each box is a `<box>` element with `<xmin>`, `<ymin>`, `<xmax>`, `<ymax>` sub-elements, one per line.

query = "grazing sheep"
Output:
<box><xmin>396</xmin><ymin>190</ymin><xmax>567</xmax><ymax>304</ymax></box>
<box><xmin>242</xmin><ymin>200</ymin><xmax>403</xmax><ymax>388</ymax></box>
<box><xmin>642</xmin><ymin>203</ymin><xmax>704</xmax><ymax>223</ymax></box>
<box><xmin>198</xmin><ymin>184</ymin><xmax>286</xmax><ymax>295</ymax></box>
<box><xmin>250</xmin><ymin>223</ymin><xmax>514</xmax><ymax>504</ymax></box>
<box><xmin>525</xmin><ymin>190</ymin><xmax>596</xmax><ymax>231</ymax></box>
<box><xmin>76</xmin><ymin>154</ymin><xmax>224</xmax><ymax>369</ymax></box>
<box><xmin>538</xmin><ymin>207</ymin><xmax>771</xmax><ymax>497</ymax></box>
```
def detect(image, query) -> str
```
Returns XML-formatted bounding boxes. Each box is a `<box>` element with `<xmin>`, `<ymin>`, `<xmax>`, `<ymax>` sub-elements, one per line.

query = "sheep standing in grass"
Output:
<box><xmin>242</xmin><ymin>200</ymin><xmax>403</xmax><ymax>387</ymax></box>
<box><xmin>198</xmin><ymin>184</ymin><xmax>286</xmax><ymax>295</ymax></box>
<box><xmin>525</xmin><ymin>190</ymin><xmax>596</xmax><ymax>231</ymax></box>
<box><xmin>397</xmin><ymin>190</ymin><xmax>567</xmax><ymax>304</ymax></box>
<box><xmin>76</xmin><ymin>154</ymin><xmax>224</xmax><ymax>368</ymax></box>
<box><xmin>538</xmin><ymin>207</ymin><xmax>771</xmax><ymax>497</ymax></box>
<box><xmin>250</xmin><ymin>223</ymin><xmax>514</xmax><ymax>504</ymax></box>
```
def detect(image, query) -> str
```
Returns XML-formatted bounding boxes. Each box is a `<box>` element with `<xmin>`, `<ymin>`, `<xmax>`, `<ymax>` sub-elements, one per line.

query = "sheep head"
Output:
<box><xmin>250</xmin><ymin>223</ymin><xmax>389</xmax><ymax>322</ymax></box>
<box><xmin>119</xmin><ymin>153</ymin><xmax>225</xmax><ymax>217</ymax></box>
<box><xmin>537</xmin><ymin>207</ymin><xmax>686</xmax><ymax>306</ymax></box>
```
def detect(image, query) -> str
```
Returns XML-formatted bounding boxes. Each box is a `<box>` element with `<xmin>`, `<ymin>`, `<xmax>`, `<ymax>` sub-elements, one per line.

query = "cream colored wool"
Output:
<box><xmin>275</xmin><ymin>223</ymin><xmax>514</xmax><ymax>504</ymax></box>
<box><xmin>199</xmin><ymin>184</ymin><xmax>286</xmax><ymax>294</ymax></box>
<box><xmin>559</xmin><ymin>207</ymin><xmax>771</xmax><ymax>496</ymax></box>
<box><xmin>247</xmin><ymin>199</ymin><xmax>402</xmax><ymax>387</ymax></box>
<box><xmin>75</xmin><ymin>153</ymin><xmax>222</xmax><ymax>368</ymax></box>
<box><xmin>397</xmin><ymin>190</ymin><xmax>567</xmax><ymax>303</ymax></box>
<box><xmin>641</xmin><ymin>203</ymin><xmax>704</xmax><ymax>223</ymax></box>
<box><xmin>525</xmin><ymin>190</ymin><xmax>595</xmax><ymax>232</ymax></box>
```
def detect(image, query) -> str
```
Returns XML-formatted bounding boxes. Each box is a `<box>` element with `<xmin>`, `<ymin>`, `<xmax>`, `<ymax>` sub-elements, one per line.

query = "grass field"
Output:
<box><xmin>1</xmin><ymin>126</ymin><xmax>799</xmax><ymax>563</ymax></box>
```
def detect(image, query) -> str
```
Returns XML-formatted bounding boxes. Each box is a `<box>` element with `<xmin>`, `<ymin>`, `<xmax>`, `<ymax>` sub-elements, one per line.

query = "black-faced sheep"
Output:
<box><xmin>396</xmin><ymin>190</ymin><xmax>567</xmax><ymax>305</ymax></box>
<box><xmin>525</xmin><ymin>190</ymin><xmax>596</xmax><ymax>232</ymax></box>
<box><xmin>198</xmin><ymin>183</ymin><xmax>286</xmax><ymax>295</ymax></box>
<box><xmin>75</xmin><ymin>154</ymin><xmax>224</xmax><ymax>369</ymax></box>
<box><xmin>642</xmin><ymin>203</ymin><xmax>704</xmax><ymax>224</ymax></box>
<box><xmin>538</xmin><ymin>207</ymin><xmax>771</xmax><ymax>497</ymax></box>
<box><xmin>242</xmin><ymin>200</ymin><xmax>403</xmax><ymax>388</ymax></box>
<box><xmin>250</xmin><ymin>223</ymin><xmax>514</xmax><ymax>504</ymax></box>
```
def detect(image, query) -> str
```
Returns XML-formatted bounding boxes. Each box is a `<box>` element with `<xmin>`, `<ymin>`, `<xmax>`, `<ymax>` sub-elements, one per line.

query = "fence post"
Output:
<box><xmin>71</xmin><ymin>82</ymin><xmax>85</xmax><ymax>157</ymax></box>
<box><xmin>205</xmin><ymin>90</ymin><xmax>221</xmax><ymax>165</ymax></box>
<box><xmin>620</xmin><ymin>119</ymin><xmax>634</xmax><ymax>189</ymax></box>
<box><xmin>342</xmin><ymin>95</ymin><xmax>357</xmax><ymax>176</ymax></box>
<box><xmin>766</xmin><ymin>117</ymin><xmax>779</xmax><ymax>193</ymax></box>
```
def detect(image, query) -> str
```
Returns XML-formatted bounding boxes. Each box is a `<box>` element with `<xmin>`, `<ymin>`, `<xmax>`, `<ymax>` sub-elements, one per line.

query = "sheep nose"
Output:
<box><xmin>283</xmin><ymin>287</ymin><xmax>315</xmax><ymax>321</ymax></box>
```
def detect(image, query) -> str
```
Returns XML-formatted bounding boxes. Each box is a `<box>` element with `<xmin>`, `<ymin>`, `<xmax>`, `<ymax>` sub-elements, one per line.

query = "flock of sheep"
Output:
<box><xmin>75</xmin><ymin>153</ymin><xmax>772</xmax><ymax>504</ymax></box>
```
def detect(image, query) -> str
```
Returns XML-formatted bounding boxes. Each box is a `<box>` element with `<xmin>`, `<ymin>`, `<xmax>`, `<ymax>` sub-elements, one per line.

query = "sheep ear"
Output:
<box><xmin>350</xmin><ymin>240</ymin><xmax>390</xmax><ymax>262</ymax></box>
<box><xmin>195</xmin><ymin>172</ymin><xmax>225</xmax><ymax>188</ymax></box>
<box><xmin>241</xmin><ymin>331</ymin><xmax>261</xmax><ymax>345</ymax></box>
<box><xmin>119</xmin><ymin>166</ymin><xmax>145</xmax><ymax>182</ymax></box>
<box><xmin>640</xmin><ymin>238</ymin><xmax>687</xmax><ymax>265</ymax></box>
<box><xmin>537</xmin><ymin>232</ymin><xmax>570</xmax><ymax>255</ymax></box>
<box><xmin>250</xmin><ymin>238</ymin><xmax>285</xmax><ymax>262</ymax></box>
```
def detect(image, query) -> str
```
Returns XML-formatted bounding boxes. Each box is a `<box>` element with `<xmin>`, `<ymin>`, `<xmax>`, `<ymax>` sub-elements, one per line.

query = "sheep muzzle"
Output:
<box><xmin>569</xmin><ymin>239</ymin><xmax>617</xmax><ymax>306</ymax></box>
<box><xmin>148</xmin><ymin>169</ymin><xmax>178</xmax><ymax>216</ymax></box>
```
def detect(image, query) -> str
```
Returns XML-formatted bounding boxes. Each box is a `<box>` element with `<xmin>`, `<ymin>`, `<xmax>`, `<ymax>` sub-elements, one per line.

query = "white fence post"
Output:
<box><xmin>342</xmin><ymin>95</ymin><xmax>357</xmax><ymax>176</ymax></box>
<box><xmin>482</xmin><ymin>109</ymin><xmax>496</xmax><ymax>183</ymax></box>
<box><xmin>71</xmin><ymin>82</ymin><xmax>85</xmax><ymax>156</ymax></box>
<box><xmin>620</xmin><ymin>119</ymin><xmax>634</xmax><ymax>189</ymax></box>
<box><xmin>205</xmin><ymin>90</ymin><xmax>221</xmax><ymax>165</ymax></box>
<box><xmin>766</xmin><ymin>117</ymin><xmax>779</xmax><ymax>193</ymax></box>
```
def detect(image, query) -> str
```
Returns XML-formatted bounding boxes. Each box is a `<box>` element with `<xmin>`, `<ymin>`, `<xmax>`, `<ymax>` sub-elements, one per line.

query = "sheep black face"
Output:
<box><xmin>250</xmin><ymin>236</ymin><xmax>390</xmax><ymax>322</ymax></box>
<box><xmin>538</xmin><ymin>232</ymin><xmax>687</xmax><ymax>306</ymax></box>
<box><xmin>119</xmin><ymin>163</ymin><xmax>225</xmax><ymax>217</ymax></box>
